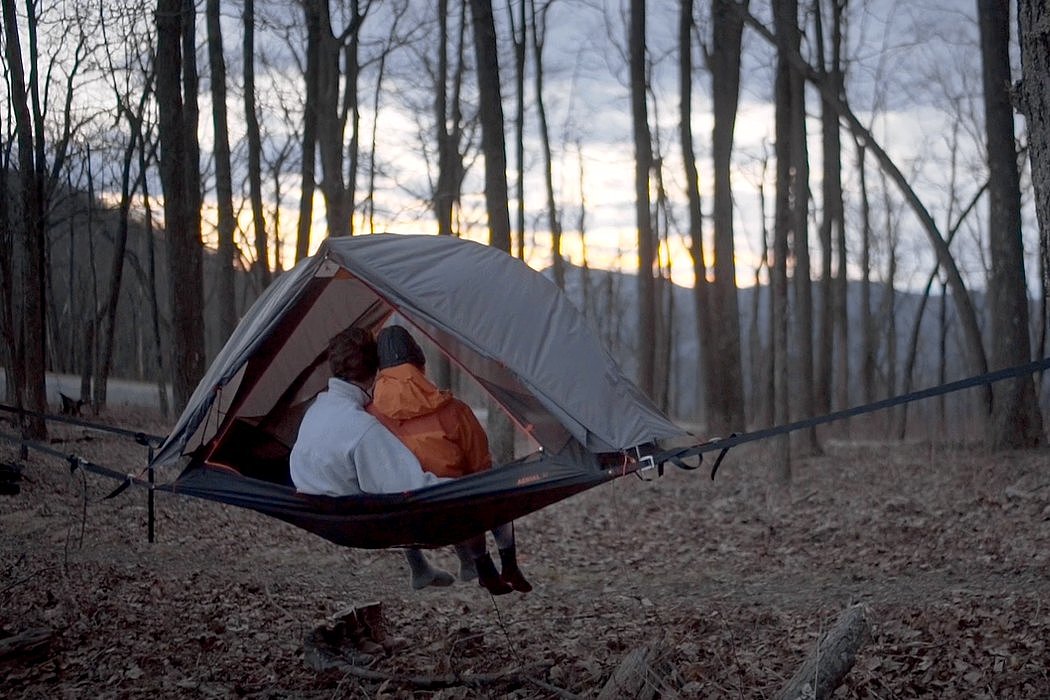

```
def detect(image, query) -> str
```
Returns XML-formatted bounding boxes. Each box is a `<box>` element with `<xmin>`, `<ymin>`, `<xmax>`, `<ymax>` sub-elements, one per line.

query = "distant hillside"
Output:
<box><xmin>550</xmin><ymin>261</ymin><xmax>989</xmax><ymax>427</ymax></box>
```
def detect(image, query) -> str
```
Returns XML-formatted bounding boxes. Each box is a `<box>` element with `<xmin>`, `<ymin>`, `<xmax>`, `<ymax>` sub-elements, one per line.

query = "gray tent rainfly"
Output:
<box><xmin>151</xmin><ymin>233</ymin><xmax>692</xmax><ymax>549</ymax></box>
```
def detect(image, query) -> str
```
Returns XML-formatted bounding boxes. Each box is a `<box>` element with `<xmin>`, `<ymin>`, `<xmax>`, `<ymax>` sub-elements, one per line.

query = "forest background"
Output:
<box><xmin>3</xmin><ymin>0</ymin><xmax>1050</xmax><ymax>471</ymax></box>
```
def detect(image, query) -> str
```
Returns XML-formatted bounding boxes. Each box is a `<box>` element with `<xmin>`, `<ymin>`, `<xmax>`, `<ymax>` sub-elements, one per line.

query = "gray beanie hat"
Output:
<box><xmin>376</xmin><ymin>325</ymin><xmax>427</xmax><ymax>370</ymax></box>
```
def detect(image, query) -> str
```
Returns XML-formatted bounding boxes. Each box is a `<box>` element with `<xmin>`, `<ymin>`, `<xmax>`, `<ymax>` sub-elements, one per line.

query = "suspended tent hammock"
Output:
<box><xmin>151</xmin><ymin>234</ymin><xmax>693</xmax><ymax>549</ymax></box>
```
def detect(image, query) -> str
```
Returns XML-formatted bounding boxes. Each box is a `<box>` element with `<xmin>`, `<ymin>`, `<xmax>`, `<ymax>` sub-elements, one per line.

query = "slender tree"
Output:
<box><xmin>1016</xmin><ymin>0</ymin><xmax>1050</xmax><ymax>289</ymax></box>
<box><xmin>531</xmin><ymin>0</ymin><xmax>564</xmax><ymax>287</ymax></box>
<box><xmin>2</xmin><ymin>0</ymin><xmax>47</xmax><ymax>438</ymax></box>
<box><xmin>680</xmin><ymin>0</ymin><xmax>711</xmax><ymax>425</ymax></box>
<box><xmin>468</xmin><ymin>0</ymin><xmax>514</xmax><ymax>460</ymax></box>
<box><xmin>978</xmin><ymin>0</ymin><xmax>1043</xmax><ymax>448</ymax></box>
<box><xmin>244</xmin><ymin>0</ymin><xmax>270</xmax><ymax>287</ymax></box>
<box><xmin>156</xmin><ymin>0</ymin><xmax>206</xmax><ymax>410</ymax></box>
<box><xmin>207</xmin><ymin>0</ymin><xmax>238</xmax><ymax>340</ymax></box>
<box><xmin>630</xmin><ymin>0</ymin><xmax>656</xmax><ymax>398</ymax></box>
<box><xmin>706</xmin><ymin>0</ymin><xmax>748</xmax><ymax>433</ymax></box>
<box><xmin>813</xmin><ymin>0</ymin><xmax>845</xmax><ymax>415</ymax></box>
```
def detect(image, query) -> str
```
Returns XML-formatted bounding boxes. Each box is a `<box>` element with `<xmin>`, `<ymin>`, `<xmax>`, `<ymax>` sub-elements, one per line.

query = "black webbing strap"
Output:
<box><xmin>0</xmin><ymin>429</ymin><xmax>146</xmax><ymax>498</ymax></box>
<box><xmin>0</xmin><ymin>403</ymin><xmax>164</xmax><ymax>446</ymax></box>
<box><xmin>653</xmin><ymin>355</ymin><xmax>1050</xmax><ymax>480</ymax></box>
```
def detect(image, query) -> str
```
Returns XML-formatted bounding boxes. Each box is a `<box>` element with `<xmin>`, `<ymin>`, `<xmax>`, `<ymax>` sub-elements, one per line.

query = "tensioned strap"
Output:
<box><xmin>0</xmin><ymin>403</ymin><xmax>164</xmax><ymax>446</ymax></box>
<box><xmin>0</xmin><ymin>429</ymin><xmax>147</xmax><ymax>498</ymax></box>
<box><xmin>654</xmin><ymin>355</ymin><xmax>1050</xmax><ymax>479</ymax></box>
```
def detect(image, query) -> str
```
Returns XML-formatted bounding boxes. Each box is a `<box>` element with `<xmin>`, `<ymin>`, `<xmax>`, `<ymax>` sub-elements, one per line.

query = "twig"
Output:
<box><xmin>523</xmin><ymin>674</ymin><xmax>584</xmax><ymax>699</ymax></box>
<box><xmin>325</xmin><ymin>658</ymin><xmax>547</xmax><ymax>690</ymax></box>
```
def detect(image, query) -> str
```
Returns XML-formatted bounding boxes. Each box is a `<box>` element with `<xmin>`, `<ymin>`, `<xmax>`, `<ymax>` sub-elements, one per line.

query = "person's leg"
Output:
<box><xmin>492</xmin><ymin>522</ymin><xmax>532</xmax><ymax>593</ymax></box>
<box><xmin>454</xmin><ymin>542</ymin><xmax>478</xmax><ymax>581</ymax></box>
<box><xmin>460</xmin><ymin>533</ymin><xmax>512</xmax><ymax>595</ymax></box>
<box><xmin>403</xmin><ymin>547</ymin><xmax>455</xmax><ymax>590</ymax></box>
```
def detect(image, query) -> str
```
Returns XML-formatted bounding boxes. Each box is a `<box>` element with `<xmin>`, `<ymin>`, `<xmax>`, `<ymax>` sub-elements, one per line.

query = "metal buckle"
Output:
<box><xmin>634</xmin><ymin>451</ymin><xmax>661</xmax><ymax>481</ymax></box>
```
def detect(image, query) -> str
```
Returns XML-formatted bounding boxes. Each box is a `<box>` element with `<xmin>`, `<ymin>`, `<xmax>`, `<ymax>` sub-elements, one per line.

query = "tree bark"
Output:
<box><xmin>775</xmin><ymin>605</ymin><xmax>869</xmax><ymax>700</ymax></box>
<box><xmin>468</xmin><ymin>0</ymin><xmax>515</xmax><ymax>462</ymax></box>
<box><xmin>2</xmin><ymin>0</ymin><xmax>47</xmax><ymax>438</ymax></box>
<box><xmin>532</xmin><ymin>0</ymin><xmax>564</xmax><ymax>289</ymax></box>
<box><xmin>630</xmin><ymin>0</ymin><xmax>657</xmax><ymax>399</ymax></box>
<box><xmin>771</xmin><ymin>0</ymin><xmax>798</xmax><ymax>484</ymax></box>
<box><xmin>706</xmin><ymin>0</ymin><xmax>748</xmax><ymax>434</ymax></box>
<box><xmin>297</xmin><ymin>0</ymin><xmax>321</xmax><ymax>261</ymax></box>
<box><xmin>1017</xmin><ymin>0</ymin><xmax>1050</xmax><ymax>293</ymax></box>
<box><xmin>977</xmin><ymin>0</ymin><xmax>1044</xmax><ymax>448</ymax></box>
<box><xmin>244</xmin><ymin>0</ymin><xmax>270</xmax><ymax>288</ymax></box>
<box><xmin>156</xmin><ymin>0</ymin><xmax>206</xmax><ymax>411</ymax></box>
<box><xmin>207</xmin><ymin>0</ymin><xmax>238</xmax><ymax>341</ymax></box>
<box><xmin>681</xmin><ymin>0</ymin><xmax>711</xmax><ymax>426</ymax></box>
<box><xmin>813</xmin><ymin>0</ymin><xmax>845</xmax><ymax>417</ymax></box>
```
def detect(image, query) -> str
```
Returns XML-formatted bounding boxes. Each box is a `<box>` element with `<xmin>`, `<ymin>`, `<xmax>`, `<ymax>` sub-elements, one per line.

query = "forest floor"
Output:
<box><xmin>2</xmin><ymin>407</ymin><xmax>1049</xmax><ymax>698</ymax></box>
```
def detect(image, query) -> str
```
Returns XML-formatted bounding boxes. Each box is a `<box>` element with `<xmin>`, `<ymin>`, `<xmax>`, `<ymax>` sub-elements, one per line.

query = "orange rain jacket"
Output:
<box><xmin>368</xmin><ymin>364</ymin><xmax>492</xmax><ymax>478</ymax></box>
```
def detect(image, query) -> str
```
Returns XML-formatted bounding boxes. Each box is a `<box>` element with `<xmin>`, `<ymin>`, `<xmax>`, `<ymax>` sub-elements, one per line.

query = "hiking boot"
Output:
<box><xmin>498</xmin><ymin>546</ymin><xmax>533</xmax><ymax>593</ymax></box>
<box><xmin>304</xmin><ymin>622</ymin><xmax>375</xmax><ymax>670</ymax></box>
<box><xmin>475</xmin><ymin>553</ymin><xmax>513</xmax><ymax>595</ymax></box>
<box><xmin>356</xmin><ymin>601</ymin><xmax>408</xmax><ymax>653</ymax></box>
<box><xmin>331</xmin><ymin>607</ymin><xmax>384</xmax><ymax>655</ymax></box>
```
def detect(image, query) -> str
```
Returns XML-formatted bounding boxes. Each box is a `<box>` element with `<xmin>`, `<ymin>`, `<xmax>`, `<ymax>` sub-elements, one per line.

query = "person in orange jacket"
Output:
<box><xmin>370</xmin><ymin>325</ymin><xmax>532</xmax><ymax>595</ymax></box>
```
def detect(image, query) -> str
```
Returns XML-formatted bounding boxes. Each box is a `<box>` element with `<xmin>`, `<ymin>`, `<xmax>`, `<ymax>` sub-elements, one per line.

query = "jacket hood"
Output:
<box><xmin>371</xmin><ymin>364</ymin><xmax>453</xmax><ymax>420</ymax></box>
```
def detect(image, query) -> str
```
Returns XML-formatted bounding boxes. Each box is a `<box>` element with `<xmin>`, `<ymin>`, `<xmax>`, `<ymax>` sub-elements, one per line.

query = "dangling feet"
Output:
<box><xmin>454</xmin><ymin>542</ymin><xmax>478</xmax><ymax>581</ymax></box>
<box><xmin>498</xmin><ymin>546</ymin><xmax>533</xmax><ymax>593</ymax></box>
<box><xmin>474</xmin><ymin>553</ymin><xmax>513</xmax><ymax>595</ymax></box>
<box><xmin>404</xmin><ymin>548</ymin><xmax>455</xmax><ymax>590</ymax></box>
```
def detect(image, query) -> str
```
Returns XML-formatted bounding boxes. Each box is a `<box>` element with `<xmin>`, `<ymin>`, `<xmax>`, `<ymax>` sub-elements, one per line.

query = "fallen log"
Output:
<box><xmin>597</xmin><ymin>643</ymin><xmax>680</xmax><ymax>700</ymax></box>
<box><xmin>775</xmin><ymin>605</ymin><xmax>869</xmax><ymax>700</ymax></box>
<box><xmin>0</xmin><ymin>627</ymin><xmax>53</xmax><ymax>666</ymax></box>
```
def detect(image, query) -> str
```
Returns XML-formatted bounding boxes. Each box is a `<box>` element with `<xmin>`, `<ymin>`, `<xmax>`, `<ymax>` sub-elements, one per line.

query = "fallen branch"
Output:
<box><xmin>775</xmin><ymin>605</ymin><xmax>870</xmax><ymax>700</ymax></box>
<box><xmin>597</xmin><ymin>643</ymin><xmax>680</xmax><ymax>700</ymax></box>
<box><xmin>0</xmin><ymin>627</ymin><xmax>53</xmax><ymax>666</ymax></box>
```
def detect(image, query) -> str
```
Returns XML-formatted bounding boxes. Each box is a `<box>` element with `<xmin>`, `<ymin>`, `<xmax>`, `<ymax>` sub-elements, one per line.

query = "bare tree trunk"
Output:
<box><xmin>468</xmin><ymin>0</ymin><xmax>515</xmax><ymax>461</ymax></box>
<box><xmin>771</xmin><ymin>0</ymin><xmax>797</xmax><ymax>485</ymax></box>
<box><xmin>707</xmin><ymin>0</ymin><xmax>748</xmax><ymax>434</ymax></box>
<box><xmin>813</xmin><ymin>0</ymin><xmax>844</xmax><ymax>417</ymax></box>
<box><xmin>512</xmin><ymin>0</ymin><xmax>527</xmax><ymax>260</ymax></box>
<box><xmin>469</xmin><ymin>0</ymin><xmax>512</xmax><ymax>253</ymax></box>
<box><xmin>297</xmin><ymin>2</ymin><xmax>320</xmax><ymax>261</ymax></box>
<box><xmin>140</xmin><ymin>138</ymin><xmax>170</xmax><ymax>418</ymax></box>
<box><xmin>207</xmin><ymin>0</ymin><xmax>238</xmax><ymax>341</ymax></box>
<box><xmin>430</xmin><ymin>0</ymin><xmax>468</xmax><ymax>391</ymax></box>
<box><xmin>2</xmin><ymin>0</ymin><xmax>47</xmax><ymax>438</ymax></box>
<box><xmin>788</xmin><ymin>7</ymin><xmax>818</xmax><ymax>455</ymax></box>
<box><xmin>979</xmin><ymin>0</ymin><xmax>1044</xmax><ymax>448</ymax></box>
<box><xmin>244</xmin><ymin>0</ymin><xmax>270</xmax><ymax>288</ymax></box>
<box><xmin>630</xmin><ymin>0</ymin><xmax>656</xmax><ymax>399</ymax></box>
<box><xmin>681</xmin><ymin>0</ymin><xmax>711</xmax><ymax>426</ymax></box>
<box><xmin>1017</xmin><ymin>0</ymin><xmax>1050</xmax><ymax>294</ymax></box>
<box><xmin>156</xmin><ymin>0</ymin><xmax>206</xmax><ymax>411</ymax></box>
<box><xmin>531</xmin><ymin>0</ymin><xmax>564</xmax><ymax>289</ymax></box>
<box><xmin>857</xmin><ymin>139</ymin><xmax>875</xmax><ymax>406</ymax></box>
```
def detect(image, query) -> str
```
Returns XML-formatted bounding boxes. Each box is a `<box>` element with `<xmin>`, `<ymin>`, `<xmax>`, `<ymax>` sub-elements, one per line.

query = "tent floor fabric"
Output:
<box><xmin>3</xmin><ymin>417</ymin><xmax>1049</xmax><ymax>698</ymax></box>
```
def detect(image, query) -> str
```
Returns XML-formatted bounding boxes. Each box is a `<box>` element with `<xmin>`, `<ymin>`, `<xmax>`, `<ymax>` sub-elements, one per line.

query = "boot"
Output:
<box><xmin>304</xmin><ymin>622</ymin><xmax>375</xmax><ymax>670</ymax></box>
<box><xmin>331</xmin><ymin>607</ymin><xmax>384</xmax><ymax>656</ymax></box>
<box><xmin>498</xmin><ymin>546</ymin><xmax>533</xmax><ymax>593</ymax></box>
<box><xmin>356</xmin><ymin>601</ymin><xmax>408</xmax><ymax>653</ymax></box>
<box><xmin>475</xmin><ymin>553</ymin><xmax>513</xmax><ymax>595</ymax></box>
<box><xmin>404</xmin><ymin>548</ymin><xmax>455</xmax><ymax>590</ymax></box>
<box><xmin>454</xmin><ymin>543</ymin><xmax>478</xmax><ymax>581</ymax></box>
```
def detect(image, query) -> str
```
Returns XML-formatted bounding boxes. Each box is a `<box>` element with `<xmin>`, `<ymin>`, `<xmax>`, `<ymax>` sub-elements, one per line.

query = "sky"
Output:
<box><xmin>4</xmin><ymin>0</ymin><xmax>1038</xmax><ymax>295</ymax></box>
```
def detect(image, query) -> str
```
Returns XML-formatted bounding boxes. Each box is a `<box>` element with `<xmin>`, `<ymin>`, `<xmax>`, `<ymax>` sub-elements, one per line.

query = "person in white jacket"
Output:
<box><xmin>290</xmin><ymin>326</ymin><xmax>445</xmax><ymax>496</ymax></box>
